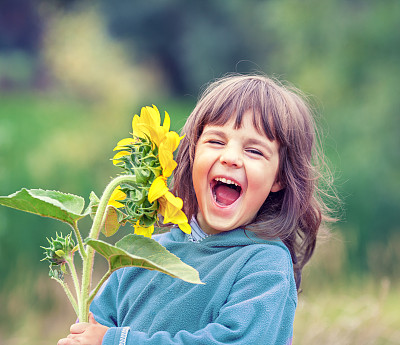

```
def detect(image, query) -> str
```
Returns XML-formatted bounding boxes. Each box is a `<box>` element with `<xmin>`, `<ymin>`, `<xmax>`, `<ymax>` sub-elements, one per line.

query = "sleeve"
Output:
<box><xmin>89</xmin><ymin>270</ymin><xmax>119</xmax><ymax>328</ymax></box>
<box><xmin>95</xmin><ymin>251</ymin><xmax>297</xmax><ymax>345</ymax></box>
<box><xmin>89</xmin><ymin>270</ymin><xmax>133</xmax><ymax>344</ymax></box>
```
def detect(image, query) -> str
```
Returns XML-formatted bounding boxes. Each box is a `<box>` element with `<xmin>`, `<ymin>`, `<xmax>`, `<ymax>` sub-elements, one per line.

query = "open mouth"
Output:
<box><xmin>211</xmin><ymin>177</ymin><xmax>242</xmax><ymax>206</ymax></box>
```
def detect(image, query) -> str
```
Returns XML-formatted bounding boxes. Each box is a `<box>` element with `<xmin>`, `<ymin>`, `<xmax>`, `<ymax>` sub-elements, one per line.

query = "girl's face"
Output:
<box><xmin>192</xmin><ymin>109</ymin><xmax>282</xmax><ymax>235</ymax></box>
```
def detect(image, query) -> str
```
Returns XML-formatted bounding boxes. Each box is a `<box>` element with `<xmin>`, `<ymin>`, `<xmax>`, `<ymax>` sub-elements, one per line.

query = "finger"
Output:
<box><xmin>70</xmin><ymin>321</ymin><xmax>90</xmax><ymax>334</ymax></box>
<box><xmin>57</xmin><ymin>338</ymin><xmax>78</xmax><ymax>345</ymax></box>
<box><xmin>89</xmin><ymin>312</ymin><xmax>99</xmax><ymax>325</ymax></box>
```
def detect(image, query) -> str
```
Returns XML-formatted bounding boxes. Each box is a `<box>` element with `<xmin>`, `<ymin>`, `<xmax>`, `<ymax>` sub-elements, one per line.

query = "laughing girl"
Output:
<box><xmin>58</xmin><ymin>74</ymin><xmax>336</xmax><ymax>345</ymax></box>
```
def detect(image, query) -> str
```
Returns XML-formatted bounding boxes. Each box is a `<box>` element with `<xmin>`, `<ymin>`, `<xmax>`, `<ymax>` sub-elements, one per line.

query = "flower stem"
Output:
<box><xmin>79</xmin><ymin>174</ymin><xmax>137</xmax><ymax>322</ymax></box>
<box><xmin>70</xmin><ymin>221</ymin><xmax>87</xmax><ymax>260</ymax></box>
<box><xmin>66</xmin><ymin>255</ymin><xmax>81</xmax><ymax>315</ymax></box>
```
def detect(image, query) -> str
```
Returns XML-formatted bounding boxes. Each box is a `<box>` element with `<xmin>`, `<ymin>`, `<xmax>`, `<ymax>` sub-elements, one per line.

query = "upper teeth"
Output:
<box><xmin>215</xmin><ymin>177</ymin><xmax>239</xmax><ymax>187</ymax></box>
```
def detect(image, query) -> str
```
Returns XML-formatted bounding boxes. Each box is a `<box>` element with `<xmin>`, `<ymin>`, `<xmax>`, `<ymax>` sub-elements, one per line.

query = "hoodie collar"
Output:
<box><xmin>169</xmin><ymin>220</ymin><xmax>283</xmax><ymax>249</ymax></box>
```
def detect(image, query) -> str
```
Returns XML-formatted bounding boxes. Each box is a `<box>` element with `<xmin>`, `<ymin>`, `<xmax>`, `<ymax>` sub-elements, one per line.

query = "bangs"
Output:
<box><xmin>194</xmin><ymin>76</ymin><xmax>285</xmax><ymax>142</ymax></box>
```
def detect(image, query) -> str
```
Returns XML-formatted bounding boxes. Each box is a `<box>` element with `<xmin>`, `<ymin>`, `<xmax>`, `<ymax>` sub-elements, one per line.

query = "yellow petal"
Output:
<box><xmin>140</xmin><ymin>105</ymin><xmax>170</xmax><ymax>148</ymax></box>
<box><xmin>167</xmin><ymin>131</ymin><xmax>182</xmax><ymax>152</ymax></box>
<box><xmin>159</xmin><ymin>131</ymin><xmax>182</xmax><ymax>177</ymax></box>
<box><xmin>159</xmin><ymin>148</ymin><xmax>176</xmax><ymax>178</ymax></box>
<box><xmin>134</xmin><ymin>222</ymin><xmax>154</xmax><ymax>238</ymax></box>
<box><xmin>112</xmin><ymin>151</ymin><xmax>130</xmax><ymax>165</ymax></box>
<box><xmin>160</xmin><ymin>197</ymin><xmax>188</xmax><ymax>225</ymax></box>
<box><xmin>113</xmin><ymin>138</ymin><xmax>137</xmax><ymax>151</ymax></box>
<box><xmin>164</xmin><ymin>191</ymin><xmax>183</xmax><ymax>209</ymax></box>
<box><xmin>157</xmin><ymin>197</ymin><xmax>189</xmax><ymax>232</ymax></box>
<box><xmin>132</xmin><ymin>114</ymin><xmax>149</xmax><ymax>139</ymax></box>
<box><xmin>142</xmin><ymin>106</ymin><xmax>160</xmax><ymax>129</ymax></box>
<box><xmin>108</xmin><ymin>186</ymin><xmax>126</xmax><ymax>208</ymax></box>
<box><xmin>158</xmin><ymin>197</ymin><xmax>167</xmax><ymax>218</ymax></box>
<box><xmin>147</xmin><ymin>105</ymin><xmax>161</xmax><ymax>127</ymax></box>
<box><xmin>178</xmin><ymin>222</ymin><xmax>191</xmax><ymax>234</ymax></box>
<box><xmin>148</xmin><ymin>176</ymin><xmax>168</xmax><ymax>203</ymax></box>
<box><xmin>162</xmin><ymin>110</ymin><xmax>170</xmax><ymax>133</ymax></box>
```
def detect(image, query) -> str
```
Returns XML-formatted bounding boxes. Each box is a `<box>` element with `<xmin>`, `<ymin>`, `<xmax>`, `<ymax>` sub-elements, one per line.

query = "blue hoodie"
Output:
<box><xmin>90</xmin><ymin>226</ymin><xmax>297</xmax><ymax>344</ymax></box>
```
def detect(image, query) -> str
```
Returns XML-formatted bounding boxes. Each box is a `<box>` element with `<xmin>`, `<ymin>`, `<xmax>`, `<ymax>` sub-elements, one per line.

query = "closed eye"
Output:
<box><xmin>246</xmin><ymin>148</ymin><xmax>263</xmax><ymax>156</ymax></box>
<box><xmin>208</xmin><ymin>140</ymin><xmax>224</xmax><ymax>145</ymax></box>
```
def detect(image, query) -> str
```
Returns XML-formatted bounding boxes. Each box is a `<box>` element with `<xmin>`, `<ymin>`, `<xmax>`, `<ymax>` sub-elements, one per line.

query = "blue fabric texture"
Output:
<box><xmin>90</xmin><ymin>225</ymin><xmax>297</xmax><ymax>345</ymax></box>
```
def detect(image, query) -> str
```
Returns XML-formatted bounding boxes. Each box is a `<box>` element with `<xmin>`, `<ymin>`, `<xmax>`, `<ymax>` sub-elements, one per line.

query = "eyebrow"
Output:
<box><xmin>201</xmin><ymin>128</ymin><xmax>276</xmax><ymax>156</ymax></box>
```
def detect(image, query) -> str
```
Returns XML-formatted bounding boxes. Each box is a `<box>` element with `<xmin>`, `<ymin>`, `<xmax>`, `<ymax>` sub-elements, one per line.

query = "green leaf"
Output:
<box><xmin>86</xmin><ymin>234</ymin><xmax>203</xmax><ymax>285</ymax></box>
<box><xmin>84</xmin><ymin>191</ymin><xmax>127</xmax><ymax>237</ymax></box>
<box><xmin>0</xmin><ymin>188</ymin><xmax>87</xmax><ymax>226</ymax></box>
<box><xmin>101</xmin><ymin>205</ymin><xmax>127</xmax><ymax>237</ymax></box>
<box><xmin>84</xmin><ymin>191</ymin><xmax>100</xmax><ymax>219</ymax></box>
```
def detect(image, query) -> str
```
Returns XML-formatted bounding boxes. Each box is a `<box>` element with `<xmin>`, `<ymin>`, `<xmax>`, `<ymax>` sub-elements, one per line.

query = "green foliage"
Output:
<box><xmin>0</xmin><ymin>189</ymin><xmax>87</xmax><ymax>226</ymax></box>
<box><xmin>87</xmin><ymin>235</ymin><xmax>202</xmax><ymax>285</ymax></box>
<box><xmin>0</xmin><ymin>176</ymin><xmax>201</xmax><ymax>321</ymax></box>
<box><xmin>0</xmin><ymin>93</ymin><xmax>120</xmax><ymax>282</ymax></box>
<box><xmin>101</xmin><ymin>206</ymin><xmax>127</xmax><ymax>237</ymax></box>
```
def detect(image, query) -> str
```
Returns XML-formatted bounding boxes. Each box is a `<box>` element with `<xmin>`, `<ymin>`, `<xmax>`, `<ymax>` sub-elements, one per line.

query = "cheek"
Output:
<box><xmin>192</xmin><ymin>156</ymin><xmax>206</xmax><ymax>195</ymax></box>
<box><xmin>246</xmin><ymin>169</ymin><xmax>278</xmax><ymax>204</ymax></box>
<box><xmin>192</xmin><ymin>157</ymin><xmax>201</xmax><ymax>182</ymax></box>
<box><xmin>192</xmin><ymin>147</ymin><xmax>210</xmax><ymax>179</ymax></box>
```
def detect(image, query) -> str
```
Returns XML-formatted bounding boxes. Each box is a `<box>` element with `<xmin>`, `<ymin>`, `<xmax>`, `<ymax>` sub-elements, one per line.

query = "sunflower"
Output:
<box><xmin>112</xmin><ymin>105</ymin><xmax>190</xmax><ymax>236</ymax></box>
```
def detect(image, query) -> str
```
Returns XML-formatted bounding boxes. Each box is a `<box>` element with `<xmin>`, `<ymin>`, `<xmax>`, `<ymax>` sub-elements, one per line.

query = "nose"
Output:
<box><xmin>219</xmin><ymin>144</ymin><xmax>243</xmax><ymax>168</ymax></box>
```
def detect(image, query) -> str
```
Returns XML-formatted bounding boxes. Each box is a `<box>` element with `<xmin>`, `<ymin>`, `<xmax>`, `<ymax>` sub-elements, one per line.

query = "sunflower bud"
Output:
<box><xmin>41</xmin><ymin>232</ymin><xmax>75</xmax><ymax>280</ymax></box>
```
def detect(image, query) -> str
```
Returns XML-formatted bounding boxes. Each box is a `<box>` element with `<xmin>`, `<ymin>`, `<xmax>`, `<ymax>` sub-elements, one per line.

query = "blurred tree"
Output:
<box><xmin>99</xmin><ymin>0</ymin><xmax>274</xmax><ymax>95</ymax></box>
<box><xmin>0</xmin><ymin>0</ymin><xmax>41</xmax><ymax>54</ymax></box>
<box><xmin>0</xmin><ymin>0</ymin><xmax>43</xmax><ymax>89</ymax></box>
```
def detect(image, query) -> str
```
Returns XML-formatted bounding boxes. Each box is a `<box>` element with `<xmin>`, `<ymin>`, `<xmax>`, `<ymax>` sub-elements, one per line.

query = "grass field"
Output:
<box><xmin>294</xmin><ymin>278</ymin><xmax>400</xmax><ymax>344</ymax></box>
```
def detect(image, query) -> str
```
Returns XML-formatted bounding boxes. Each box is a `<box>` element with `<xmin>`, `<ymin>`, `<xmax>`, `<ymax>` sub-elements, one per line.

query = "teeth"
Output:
<box><xmin>215</xmin><ymin>177</ymin><xmax>239</xmax><ymax>187</ymax></box>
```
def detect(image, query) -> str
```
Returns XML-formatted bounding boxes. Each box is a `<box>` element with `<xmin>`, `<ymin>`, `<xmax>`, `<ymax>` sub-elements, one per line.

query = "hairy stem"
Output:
<box><xmin>70</xmin><ymin>221</ymin><xmax>87</xmax><ymax>260</ymax></box>
<box><xmin>66</xmin><ymin>255</ymin><xmax>81</xmax><ymax>315</ymax></box>
<box><xmin>79</xmin><ymin>174</ymin><xmax>137</xmax><ymax>322</ymax></box>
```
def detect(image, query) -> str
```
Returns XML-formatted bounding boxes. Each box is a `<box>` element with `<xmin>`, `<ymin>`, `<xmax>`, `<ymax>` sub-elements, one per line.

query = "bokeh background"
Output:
<box><xmin>0</xmin><ymin>0</ymin><xmax>399</xmax><ymax>344</ymax></box>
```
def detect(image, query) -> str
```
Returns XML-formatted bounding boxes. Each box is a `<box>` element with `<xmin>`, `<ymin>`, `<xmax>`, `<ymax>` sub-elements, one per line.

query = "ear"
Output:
<box><xmin>271</xmin><ymin>180</ymin><xmax>283</xmax><ymax>193</ymax></box>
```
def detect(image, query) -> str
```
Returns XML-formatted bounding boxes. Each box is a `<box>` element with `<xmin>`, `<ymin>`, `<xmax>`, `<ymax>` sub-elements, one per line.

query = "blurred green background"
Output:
<box><xmin>0</xmin><ymin>0</ymin><xmax>399</xmax><ymax>344</ymax></box>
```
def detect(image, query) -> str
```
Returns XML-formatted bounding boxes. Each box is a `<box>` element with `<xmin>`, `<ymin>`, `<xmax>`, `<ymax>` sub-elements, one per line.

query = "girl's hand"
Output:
<box><xmin>57</xmin><ymin>313</ymin><xmax>108</xmax><ymax>345</ymax></box>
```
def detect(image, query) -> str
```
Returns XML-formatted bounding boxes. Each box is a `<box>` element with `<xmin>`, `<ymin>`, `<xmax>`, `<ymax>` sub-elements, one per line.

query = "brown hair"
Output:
<box><xmin>172</xmin><ymin>74</ymin><xmax>337</xmax><ymax>289</ymax></box>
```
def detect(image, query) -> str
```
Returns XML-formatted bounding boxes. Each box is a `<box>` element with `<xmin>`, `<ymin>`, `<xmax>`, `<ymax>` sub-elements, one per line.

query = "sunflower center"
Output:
<box><xmin>213</xmin><ymin>181</ymin><xmax>241</xmax><ymax>206</ymax></box>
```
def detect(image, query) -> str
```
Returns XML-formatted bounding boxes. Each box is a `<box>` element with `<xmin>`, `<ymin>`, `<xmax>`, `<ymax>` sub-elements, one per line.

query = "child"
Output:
<box><xmin>58</xmin><ymin>74</ymin><xmax>335</xmax><ymax>345</ymax></box>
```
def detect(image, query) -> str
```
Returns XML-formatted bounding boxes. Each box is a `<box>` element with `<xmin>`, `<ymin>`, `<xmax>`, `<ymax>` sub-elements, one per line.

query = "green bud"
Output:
<box><xmin>41</xmin><ymin>232</ymin><xmax>75</xmax><ymax>280</ymax></box>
